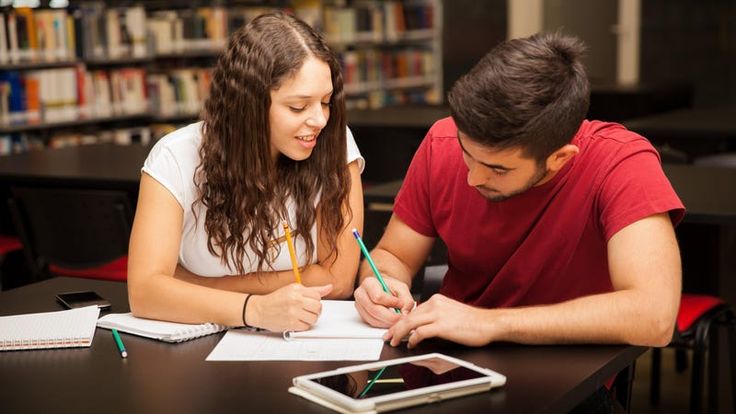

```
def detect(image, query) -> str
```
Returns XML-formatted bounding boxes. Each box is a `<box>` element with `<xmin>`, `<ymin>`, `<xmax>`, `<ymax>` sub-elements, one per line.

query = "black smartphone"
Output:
<box><xmin>56</xmin><ymin>290</ymin><xmax>111</xmax><ymax>310</ymax></box>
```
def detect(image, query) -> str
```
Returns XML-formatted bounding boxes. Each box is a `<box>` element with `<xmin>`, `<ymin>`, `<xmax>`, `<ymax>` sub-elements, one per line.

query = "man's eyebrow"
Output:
<box><xmin>456</xmin><ymin>131</ymin><xmax>514</xmax><ymax>171</ymax></box>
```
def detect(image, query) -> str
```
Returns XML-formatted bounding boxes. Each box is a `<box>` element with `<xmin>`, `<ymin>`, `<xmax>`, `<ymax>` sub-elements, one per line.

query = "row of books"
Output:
<box><xmin>0</xmin><ymin>8</ymin><xmax>76</xmax><ymax>64</ymax></box>
<box><xmin>346</xmin><ymin>88</ymin><xmax>438</xmax><ymax>110</ymax></box>
<box><xmin>1</xmin><ymin>0</ymin><xmax>439</xmax><ymax>64</ymax></box>
<box><xmin>324</xmin><ymin>0</ymin><xmax>436</xmax><ymax>44</ymax></box>
<box><xmin>0</xmin><ymin>66</ymin><xmax>144</xmax><ymax>124</ymax></box>
<box><xmin>0</xmin><ymin>66</ymin><xmax>211</xmax><ymax>126</ymax></box>
<box><xmin>147</xmin><ymin>68</ymin><xmax>212</xmax><ymax>117</ymax></box>
<box><xmin>0</xmin><ymin>4</ymin><xmax>233</xmax><ymax>64</ymax></box>
<box><xmin>341</xmin><ymin>48</ymin><xmax>435</xmax><ymax>91</ymax></box>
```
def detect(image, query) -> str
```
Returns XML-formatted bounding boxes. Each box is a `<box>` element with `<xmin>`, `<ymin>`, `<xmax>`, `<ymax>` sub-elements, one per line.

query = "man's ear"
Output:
<box><xmin>545</xmin><ymin>144</ymin><xmax>579</xmax><ymax>173</ymax></box>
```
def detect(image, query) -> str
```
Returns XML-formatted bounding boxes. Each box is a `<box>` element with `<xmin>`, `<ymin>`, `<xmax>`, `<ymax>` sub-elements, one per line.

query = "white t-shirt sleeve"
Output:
<box><xmin>141</xmin><ymin>140</ymin><xmax>187</xmax><ymax>208</ymax></box>
<box><xmin>346</xmin><ymin>126</ymin><xmax>365</xmax><ymax>173</ymax></box>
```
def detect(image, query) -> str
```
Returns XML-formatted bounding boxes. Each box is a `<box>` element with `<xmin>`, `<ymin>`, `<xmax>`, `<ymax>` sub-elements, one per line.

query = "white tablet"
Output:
<box><xmin>289</xmin><ymin>353</ymin><xmax>506</xmax><ymax>414</ymax></box>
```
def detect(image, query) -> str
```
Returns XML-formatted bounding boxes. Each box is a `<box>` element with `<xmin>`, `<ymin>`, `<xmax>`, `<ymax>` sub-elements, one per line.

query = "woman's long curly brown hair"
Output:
<box><xmin>195</xmin><ymin>12</ymin><xmax>351</xmax><ymax>275</ymax></box>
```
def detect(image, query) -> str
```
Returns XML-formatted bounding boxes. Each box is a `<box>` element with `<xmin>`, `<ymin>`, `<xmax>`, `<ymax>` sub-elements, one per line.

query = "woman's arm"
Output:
<box><xmin>168</xmin><ymin>161</ymin><xmax>364</xmax><ymax>299</ymax></box>
<box><xmin>127</xmin><ymin>173</ymin><xmax>331</xmax><ymax>330</ymax></box>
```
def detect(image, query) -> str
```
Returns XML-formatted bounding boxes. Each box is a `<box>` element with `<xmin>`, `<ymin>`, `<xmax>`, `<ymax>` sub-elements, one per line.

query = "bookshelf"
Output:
<box><xmin>0</xmin><ymin>0</ymin><xmax>444</xmax><ymax>155</ymax></box>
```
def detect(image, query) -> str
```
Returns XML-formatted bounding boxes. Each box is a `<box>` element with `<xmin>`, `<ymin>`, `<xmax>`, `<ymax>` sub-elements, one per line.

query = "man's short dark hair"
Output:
<box><xmin>447</xmin><ymin>32</ymin><xmax>590</xmax><ymax>164</ymax></box>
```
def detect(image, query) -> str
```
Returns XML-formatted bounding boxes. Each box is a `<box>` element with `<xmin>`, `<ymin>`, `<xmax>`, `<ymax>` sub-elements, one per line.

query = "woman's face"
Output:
<box><xmin>269</xmin><ymin>56</ymin><xmax>333</xmax><ymax>163</ymax></box>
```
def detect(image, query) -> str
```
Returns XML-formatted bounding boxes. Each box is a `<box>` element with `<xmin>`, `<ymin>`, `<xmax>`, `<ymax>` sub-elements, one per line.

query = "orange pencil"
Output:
<box><xmin>283</xmin><ymin>222</ymin><xmax>302</xmax><ymax>284</ymax></box>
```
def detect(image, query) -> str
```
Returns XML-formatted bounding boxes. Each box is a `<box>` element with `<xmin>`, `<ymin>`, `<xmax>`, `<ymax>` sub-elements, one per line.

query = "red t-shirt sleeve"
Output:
<box><xmin>393</xmin><ymin>131</ymin><xmax>439</xmax><ymax>238</ymax></box>
<box><xmin>597</xmin><ymin>144</ymin><xmax>685</xmax><ymax>241</ymax></box>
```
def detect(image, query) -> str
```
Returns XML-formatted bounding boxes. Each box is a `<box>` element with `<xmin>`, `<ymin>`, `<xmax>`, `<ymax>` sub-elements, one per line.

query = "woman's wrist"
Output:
<box><xmin>244</xmin><ymin>294</ymin><xmax>261</xmax><ymax>328</ymax></box>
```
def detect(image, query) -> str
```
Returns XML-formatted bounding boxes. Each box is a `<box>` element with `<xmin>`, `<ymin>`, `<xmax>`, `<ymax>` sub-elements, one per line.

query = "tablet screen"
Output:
<box><xmin>312</xmin><ymin>357</ymin><xmax>488</xmax><ymax>399</ymax></box>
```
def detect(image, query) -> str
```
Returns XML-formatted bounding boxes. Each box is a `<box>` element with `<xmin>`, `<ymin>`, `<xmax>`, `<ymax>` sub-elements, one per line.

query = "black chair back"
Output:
<box><xmin>8</xmin><ymin>187</ymin><xmax>132</xmax><ymax>280</ymax></box>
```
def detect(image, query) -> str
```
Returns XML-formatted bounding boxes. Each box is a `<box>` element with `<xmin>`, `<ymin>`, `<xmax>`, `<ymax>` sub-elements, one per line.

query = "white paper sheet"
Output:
<box><xmin>206</xmin><ymin>300</ymin><xmax>386</xmax><ymax>361</ymax></box>
<box><xmin>206</xmin><ymin>330</ymin><xmax>384</xmax><ymax>361</ymax></box>
<box><xmin>284</xmin><ymin>300</ymin><xmax>387</xmax><ymax>340</ymax></box>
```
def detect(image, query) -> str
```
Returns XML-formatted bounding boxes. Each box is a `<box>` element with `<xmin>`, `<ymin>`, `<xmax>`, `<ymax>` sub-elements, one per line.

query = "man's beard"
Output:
<box><xmin>476</xmin><ymin>164</ymin><xmax>549</xmax><ymax>202</ymax></box>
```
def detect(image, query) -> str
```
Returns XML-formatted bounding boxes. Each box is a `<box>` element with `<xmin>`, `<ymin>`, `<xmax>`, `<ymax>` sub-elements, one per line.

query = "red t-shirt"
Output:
<box><xmin>394</xmin><ymin>117</ymin><xmax>685</xmax><ymax>308</ymax></box>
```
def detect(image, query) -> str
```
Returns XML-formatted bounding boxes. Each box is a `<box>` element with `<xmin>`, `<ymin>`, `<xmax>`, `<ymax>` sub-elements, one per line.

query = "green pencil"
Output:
<box><xmin>112</xmin><ymin>328</ymin><xmax>127</xmax><ymax>358</ymax></box>
<box><xmin>352</xmin><ymin>228</ymin><xmax>401</xmax><ymax>314</ymax></box>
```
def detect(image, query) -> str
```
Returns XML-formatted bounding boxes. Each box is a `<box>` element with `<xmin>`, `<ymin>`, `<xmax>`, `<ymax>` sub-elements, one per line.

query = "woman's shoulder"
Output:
<box><xmin>144</xmin><ymin>121</ymin><xmax>204</xmax><ymax>176</ymax></box>
<box><xmin>151</xmin><ymin>121</ymin><xmax>204</xmax><ymax>156</ymax></box>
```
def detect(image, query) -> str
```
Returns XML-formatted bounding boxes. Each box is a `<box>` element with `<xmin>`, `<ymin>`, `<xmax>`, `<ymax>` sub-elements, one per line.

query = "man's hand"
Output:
<box><xmin>384</xmin><ymin>294</ymin><xmax>494</xmax><ymax>348</ymax></box>
<box><xmin>354</xmin><ymin>276</ymin><xmax>415</xmax><ymax>327</ymax></box>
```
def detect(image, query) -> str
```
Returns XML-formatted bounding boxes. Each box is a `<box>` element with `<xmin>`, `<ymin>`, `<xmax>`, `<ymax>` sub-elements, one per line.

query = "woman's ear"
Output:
<box><xmin>546</xmin><ymin>144</ymin><xmax>579</xmax><ymax>173</ymax></box>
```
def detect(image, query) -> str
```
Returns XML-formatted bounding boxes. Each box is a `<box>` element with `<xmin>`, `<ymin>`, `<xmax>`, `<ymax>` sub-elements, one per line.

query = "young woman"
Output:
<box><xmin>127</xmin><ymin>12</ymin><xmax>364</xmax><ymax>332</ymax></box>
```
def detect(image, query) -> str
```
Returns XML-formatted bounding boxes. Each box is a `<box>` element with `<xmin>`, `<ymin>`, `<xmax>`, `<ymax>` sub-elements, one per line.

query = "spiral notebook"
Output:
<box><xmin>0</xmin><ymin>305</ymin><xmax>100</xmax><ymax>351</ymax></box>
<box><xmin>97</xmin><ymin>313</ymin><xmax>228</xmax><ymax>343</ymax></box>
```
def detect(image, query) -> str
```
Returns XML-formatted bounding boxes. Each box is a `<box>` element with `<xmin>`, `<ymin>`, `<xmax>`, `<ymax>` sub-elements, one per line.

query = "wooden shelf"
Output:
<box><xmin>0</xmin><ymin>51</ymin><xmax>223</xmax><ymax>71</ymax></box>
<box><xmin>0</xmin><ymin>113</ymin><xmax>152</xmax><ymax>134</ymax></box>
<box><xmin>328</xmin><ymin>29</ymin><xmax>436</xmax><ymax>49</ymax></box>
<box><xmin>0</xmin><ymin>60</ymin><xmax>79</xmax><ymax>71</ymax></box>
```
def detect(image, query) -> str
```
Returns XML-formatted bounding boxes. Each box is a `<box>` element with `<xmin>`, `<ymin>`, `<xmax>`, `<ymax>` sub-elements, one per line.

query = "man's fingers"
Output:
<box><xmin>360</xmin><ymin>296</ymin><xmax>401</xmax><ymax>327</ymax></box>
<box><xmin>367</xmin><ymin>286</ymin><xmax>404</xmax><ymax>309</ymax></box>
<box><xmin>388</xmin><ymin>306</ymin><xmax>434</xmax><ymax>346</ymax></box>
<box><xmin>354</xmin><ymin>299</ymin><xmax>382</xmax><ymax>327</ymax></box>
<box><xmin>407</xmin><ymin>324</ymin><xmax>439</xmax><ymax>349</ymax></box>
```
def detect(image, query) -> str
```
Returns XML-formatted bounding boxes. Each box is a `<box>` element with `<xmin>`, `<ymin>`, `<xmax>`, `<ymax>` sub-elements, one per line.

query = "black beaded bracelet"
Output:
<box><xmin>242</xmin><ymin>294</ymin><xmax>253</xmax><ymax>328</ymax></box>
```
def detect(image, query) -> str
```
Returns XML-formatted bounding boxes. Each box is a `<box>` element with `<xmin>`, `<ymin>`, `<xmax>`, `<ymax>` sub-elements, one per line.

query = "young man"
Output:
<box><xmin>354</xmin><ymin>33</ymin><xmax>684</xmax><ymax>350</ymax></box>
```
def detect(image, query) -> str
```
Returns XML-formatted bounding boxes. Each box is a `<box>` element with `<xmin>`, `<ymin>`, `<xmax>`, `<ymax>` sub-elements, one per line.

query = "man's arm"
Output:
<box><xmin>386</xmin><ymin>213</ymin><xmax>681</xmax><ymax>348</ymax></box>
<box><xmin>354</xmin><ymin>214</ymin><xmax>435</xmax><ymax>327</ymax></box>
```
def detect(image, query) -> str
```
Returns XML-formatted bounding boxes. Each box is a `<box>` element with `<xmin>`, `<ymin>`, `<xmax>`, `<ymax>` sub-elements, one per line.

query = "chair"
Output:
<box><xmin>8</xmin><ymin>187</ymin><xmax>132</xmax><ymax>282</ymax></box>
<box><xmin>650</xmin><ymin>294</ymin><xmax>736</xmax><ymax>413</ymax></box>
<box><xmin>0</xmin><ymin>235</ymin><xmax>24</xmax><ymax>290</ymax></box>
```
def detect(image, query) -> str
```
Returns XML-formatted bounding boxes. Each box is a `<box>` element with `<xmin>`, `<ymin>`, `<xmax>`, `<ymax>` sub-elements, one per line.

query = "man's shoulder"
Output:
<box><xmin>576</xmin><ymin>120</ymin><xmax>657</xmax><ymax>161</ymax></box>
<box><xmin>580</xmin><ymin>120</ymin><xmax>651</xmax><ymax>147</ymax></box>
<box><xmin>427</xmin><ymin>116</ymin><xmax>459</xmax><ymax>140</ymax></box>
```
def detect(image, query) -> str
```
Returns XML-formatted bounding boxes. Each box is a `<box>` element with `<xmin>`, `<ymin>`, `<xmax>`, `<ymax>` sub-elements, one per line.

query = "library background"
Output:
<box><xmin>0</xmin><ymin>1</ymin><xmax>735</xmax><ymax>412</ymax></box>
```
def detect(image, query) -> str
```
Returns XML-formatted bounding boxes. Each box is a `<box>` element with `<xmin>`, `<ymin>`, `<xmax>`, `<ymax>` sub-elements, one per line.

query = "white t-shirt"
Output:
<box><xmin>142</xmin><ymin>121</ymin><xmax>364</xmax><ymax>276</ymax></box>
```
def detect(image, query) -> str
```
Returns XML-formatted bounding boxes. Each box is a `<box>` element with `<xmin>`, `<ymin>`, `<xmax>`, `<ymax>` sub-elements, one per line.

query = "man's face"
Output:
<box><xmin>458</xmin><ymin>131</ymin><xmax>550</xmax><ymax>202</ymax></box>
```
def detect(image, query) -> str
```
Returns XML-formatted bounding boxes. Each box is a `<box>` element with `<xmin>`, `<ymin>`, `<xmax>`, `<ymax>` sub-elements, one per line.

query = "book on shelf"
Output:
<box><xmin>0</xmin><ymin>305</ymin><xmax>100</xmax><ymax>351</ymax></box>
<box><xmin>147</xmin><ymin>68</ymin><xmax>211</xmax><ymax>117</ymax></box>
<box><xmin>0</xmin><ymin>65</ymin><xmax>149</xmax><ymax>125</ymax></box>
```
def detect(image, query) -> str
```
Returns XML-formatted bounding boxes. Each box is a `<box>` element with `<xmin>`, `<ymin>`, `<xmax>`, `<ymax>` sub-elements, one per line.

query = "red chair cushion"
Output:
<box><xmin>0</xmin><ymin>235</ymin><xmax>22</xmax><ymax>255</ymax></box>
<box><xmin>677</xmin><ymin>294</ymin><xmax>725</xmax><ymax>332</ymax></box>
<box><xmin>49</xmin><ymin>256</ymin><xmax>128</xmax><ymax>282</ymax></box>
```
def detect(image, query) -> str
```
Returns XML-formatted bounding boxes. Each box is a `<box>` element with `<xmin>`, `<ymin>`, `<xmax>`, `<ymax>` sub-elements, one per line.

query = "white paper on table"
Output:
<box><xmin>284</xmin><ymin>300</ymin><xmax>387</xmax><ymax>340</ymax></box>
<box><xmin>205</xmin><ymin>330</ymin><xmax>384</xmax><ymax>361</ymax></box>
<box><xmin>205</xmin><ymin>300</ymin><xmax>386</xmax><ymax>361</ymax></box>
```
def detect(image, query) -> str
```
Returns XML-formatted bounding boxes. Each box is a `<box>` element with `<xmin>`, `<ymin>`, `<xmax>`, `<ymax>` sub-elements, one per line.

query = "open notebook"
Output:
<box><xmin>207</xmin><ymin>300</ymin><xmax>387</xmax><ymax>361</ymax></box>
<box><xmin>97</xmin><ymin>313</ymin><xmax>228</xmax><ymax>343</ymax></box>
<box><xmin>0</xmin><ymin>305</ymin><xmax>100</xmax><ymax>351</ymax></box>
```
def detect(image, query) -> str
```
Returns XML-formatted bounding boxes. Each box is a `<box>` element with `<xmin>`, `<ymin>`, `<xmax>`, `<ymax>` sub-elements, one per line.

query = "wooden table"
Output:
<box><xmin>0</xmin><ymin>277</ymin><xmax>644</xmax><ymax>414</ymax></box>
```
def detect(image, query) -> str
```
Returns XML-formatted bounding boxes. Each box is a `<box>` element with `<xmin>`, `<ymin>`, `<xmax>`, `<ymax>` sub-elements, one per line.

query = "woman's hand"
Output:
<box><xmin>247</xmin><ymin>283</ymin><xmax>333</xmax><ymax>332</ymax></box>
